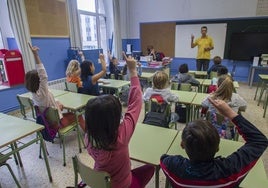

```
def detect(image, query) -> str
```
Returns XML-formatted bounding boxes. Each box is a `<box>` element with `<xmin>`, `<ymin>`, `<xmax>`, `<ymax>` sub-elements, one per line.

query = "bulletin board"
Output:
<box><xmin>25</xmin><ymin>0</ymin><xmax>69</xmax><ymax>37</ymax></box>
<box><xmin>140</xmin><ymin>22</ymin><xmax>175</xmax><ymax>57</ymax></box>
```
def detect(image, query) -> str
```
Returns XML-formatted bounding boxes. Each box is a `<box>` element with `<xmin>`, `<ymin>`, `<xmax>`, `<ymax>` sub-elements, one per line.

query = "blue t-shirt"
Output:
<box><xmin>81</xmin><ymin>75</ymin><xmax>100</xmax><ymax>96</ymax></box>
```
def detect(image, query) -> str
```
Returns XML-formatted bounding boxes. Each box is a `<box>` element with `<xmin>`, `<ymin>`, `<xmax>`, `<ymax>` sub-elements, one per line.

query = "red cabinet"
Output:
<box><xmin>0</xmin><ymin>49</ymin><xmax>25</xmax><ymax>86</ymax></box>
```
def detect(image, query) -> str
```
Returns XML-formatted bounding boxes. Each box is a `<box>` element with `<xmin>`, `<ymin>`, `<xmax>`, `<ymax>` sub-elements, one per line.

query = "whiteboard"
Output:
<box><xmin>175</xmin><ymin>23</ymin><xmax>227</xmax><ymax>58</ymax></box>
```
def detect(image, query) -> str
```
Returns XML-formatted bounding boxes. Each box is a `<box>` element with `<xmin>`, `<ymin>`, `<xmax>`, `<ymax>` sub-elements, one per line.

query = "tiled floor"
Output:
<box><xmin>0</xmin><ymin>82</ymin><xmax>267</xmax><ymax>188</ymax></box>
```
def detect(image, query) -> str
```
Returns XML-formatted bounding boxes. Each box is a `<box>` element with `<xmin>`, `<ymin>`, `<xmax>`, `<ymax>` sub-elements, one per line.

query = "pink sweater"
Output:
<box><xmin>85</xmin><ymin>76</ymin><xmax>142</xmax><ymax>188</ymax></box>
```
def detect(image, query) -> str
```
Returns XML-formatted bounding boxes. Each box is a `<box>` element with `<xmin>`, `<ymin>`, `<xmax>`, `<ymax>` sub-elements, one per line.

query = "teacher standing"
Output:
<box><xmin>191</xmin><ymin>26</ymin><xmax>214</xmax><ymax>71</ymax></box>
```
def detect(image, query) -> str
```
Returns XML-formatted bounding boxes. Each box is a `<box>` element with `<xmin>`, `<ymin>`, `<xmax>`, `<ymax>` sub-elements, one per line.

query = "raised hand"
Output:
<box><xmin>208</xmin><ymin>98</ymin><xmax>238</xmax><ymax>119</ymax></box>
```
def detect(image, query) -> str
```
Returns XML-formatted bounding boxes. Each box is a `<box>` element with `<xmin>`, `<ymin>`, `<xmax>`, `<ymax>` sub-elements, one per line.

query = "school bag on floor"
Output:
<box><xmin>35</xmin><ymin>106</ymin><xmax>59</xmax><ymax>142</ymax></box>
<box><xmin>175</xmin><ymin>103</ymin><xmax>186</xmax><ymax>123</ymax></box>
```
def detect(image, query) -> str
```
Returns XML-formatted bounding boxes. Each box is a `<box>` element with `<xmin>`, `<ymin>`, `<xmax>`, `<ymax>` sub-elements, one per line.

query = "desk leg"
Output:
<box><xmin>155</xmin><ymin>165</ymin><xmax>160</xmax><ymax>188</ymax></box>
<box><xmin>249</xmin><ymin>67</ymin><xmax>255</xmax><ymax>88</ymax></box>
<box><xmin>13</xmin><ymin>142</ymin><xmax>23</xmax><ymax>167</ymax></box>
<box><xmin>254</xmin><ymin>78</ymin><xmax>261</xmax><ymax>100</ymax></box>
<box><xmin>75</xmin><ymin>112</ymin><xmax>83</xmax><ymax>153</ymax></box>
<box><xmin>38</xmin><ymin>132</ymin><xmax>53</xmax><ymax>182</ymax></box>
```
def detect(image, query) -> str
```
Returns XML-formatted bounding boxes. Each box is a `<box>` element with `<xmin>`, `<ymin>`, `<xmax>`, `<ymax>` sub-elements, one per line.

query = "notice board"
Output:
<box><xmin>25</xmin><ymin>0</ymin><xmax>69</xmax><ymax>37</ymax></box>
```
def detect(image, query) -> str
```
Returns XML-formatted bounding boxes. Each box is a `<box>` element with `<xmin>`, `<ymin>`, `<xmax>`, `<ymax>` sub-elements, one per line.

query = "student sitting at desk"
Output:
<box><xmin>65</xmin><ymin>51</ymin><xmax>85</xmax><ymax>93</ymax></box>
<box><xmin>25</xmin><ymin>43</ymin><xmax>85</xmax><ymax>131</ymax></box>
<box><xmin>144</xmin><ymin>71</ymin><xmax>179</xmax><ymax>103</ymax></box>
<box><xmin>84</xmin><ymin>54</ymin><xmax>154</xmax><ymax>188</ymax></box>
<box><xmin>108</xmin><ymin>51</ymin><xmax>121</xmax><ymax>80</ymax></box>
<box><xmin>147</xmin><ymin>45</ymin><xmax>165</xmax><ymax>61</ymax></box>
<box><xmin>202</xmin><ymin>75</ymin><xmax>246</xmax><ymax>113</ymax></box>
<box><xmin>171</xmin><ymin>63</ymin><xmax>200</xmax><ymax>87</ymax></box>
<box><xmin>207</xmin><ymin>56</ymin><xmax>227</xmax><ymax>78</ymax></box>
<box><xmin>160</xmin><ymin>98</ymin><xmax>268</xmax><ymax>188</ymax></box>
<box><xmin>80</xmin><ymin>54</ymin><xmax>107</xmax><ymax>96</ymax></box>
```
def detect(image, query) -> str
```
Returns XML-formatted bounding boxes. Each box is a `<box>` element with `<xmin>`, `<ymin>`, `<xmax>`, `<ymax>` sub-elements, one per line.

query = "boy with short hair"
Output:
<box><xmin>160</xmin><ymin>98</ymin><xmax>268</xmax><ymax>188</ymax></box>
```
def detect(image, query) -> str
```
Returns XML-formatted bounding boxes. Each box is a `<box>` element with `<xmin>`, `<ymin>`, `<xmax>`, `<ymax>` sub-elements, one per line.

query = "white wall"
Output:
<box><xmin>120</xmin><ymin>0</ymin><xmax>259</xmax><ymax>38</ymax></box>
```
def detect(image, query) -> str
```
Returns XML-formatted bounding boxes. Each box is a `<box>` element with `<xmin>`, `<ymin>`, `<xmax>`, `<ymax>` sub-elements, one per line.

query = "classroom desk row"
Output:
<box><xmin>129</xmin><ymin>123</ymin><xmax>268</xmax><ymax>188</ymax></box>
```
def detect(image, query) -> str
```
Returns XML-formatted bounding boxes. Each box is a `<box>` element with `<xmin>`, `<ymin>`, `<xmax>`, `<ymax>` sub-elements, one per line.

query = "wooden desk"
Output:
<box><xmin>171</xmin><ymin>90</ymin><xmax>197</xmax><ymax>122</ymax></box>
<box><xmin>167</xmin><ymin>132</ymin><xmax>268</xmax><ymax>188</ymax></box>
<box><xmin>129</xmin><ymin>123</ymin><xmax>179</xmax><ymax>188</ymax></box>
<box><xmin>98</xmin><ymin>79</ymin><xmax>130</xmax><ymax>96</ymax></box>
<box><xmin>139</xmin><ymin>72</ymin><xmax>154</xmax><ymax>87</ymax></box>
<box><xmin>248</xmin><ymin>65</ymin><xmax>268</xmax><ymax>88</ymax></box>
<box><xmin>0</xmin><ymin>113</ymin><xmax>52</xmax><ymax>183</ymax></box>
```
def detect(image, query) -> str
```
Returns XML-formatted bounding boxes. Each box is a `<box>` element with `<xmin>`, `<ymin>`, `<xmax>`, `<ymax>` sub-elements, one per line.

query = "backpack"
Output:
<box><xmin>35</xmin><ymin>106</ymin><xmax>59</xmax><ymax>142</ymax></box>
<box><xmin>143</xmin><ymin>94</ymin><xmax>170</xmax><ymax>128</ymax></box>
<box><xmin>175</xmin><ymin>103</ymin><xmax>186</xmax><ymax>123</ymax></box>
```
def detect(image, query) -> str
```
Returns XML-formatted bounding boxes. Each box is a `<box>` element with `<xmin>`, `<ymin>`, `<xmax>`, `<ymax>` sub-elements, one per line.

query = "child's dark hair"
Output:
<box><xmin>182</xmin><ymin>119</ymin><xmax>220</xmax><ymax>162</ymax></box>
<box><xmin>179</xmin><ymin>63</ymin><xmax>189</xmax><ymax>74</ymax></box>
<box><xmin>80</xmin><ymin>60</ymin><xmax>93</xmax><ymax>80</ymax></box>
<box><xmin>25</xmin><ymin>70</ymin><xmax>40</xmax><ymax>93</ymax></box>
<box><xmin>85</xmin><ymin>94</ymin><xmax>122</xmax><ymax>150</ymax></box>
<box><xmin>213</xmin><ymin>56</ymin><xmax>222</xmax><ymax>65</ymax></box>
<box><xmin>217</xmin><ymin>66</ymin><xmax>228</xmax><ymax>76</ymax></box>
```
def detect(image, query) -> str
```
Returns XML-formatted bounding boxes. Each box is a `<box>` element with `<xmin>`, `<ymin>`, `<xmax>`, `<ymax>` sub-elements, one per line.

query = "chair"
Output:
<box><xmin>171</xmin><ymin>82</ymin><xmax>192</xmax><ymax>91</ymax></box>
<box><xmin>209</xmin><ymin>71</ymin><xmax>218</xmax><ymax>79</ymax></box>
<box><xmin>36</xmin><ymin>106</ymin><xmax>82</xmax><ymax>166</ymax></box>
<box><xmin>0</xmin><ymin>153</ymin><xmax>21</xmax><ymax>188</ymax></box>
<box><xmin>65</xmin><ymin>82</ymin><xmax>78</xmax><ymax>93</ymax></box>
<box><xmin>144</xmin><ymin>95</ymin><xmax>178</xmax><ymax>129</ymax></box>
<box><xmin>72</xmin><ymin>155</ymin><xmax>111</xmax><ymax>188</ymax></box>
<box><xmin>16</xmin><ymin>95</ymin><xmax>36</xmax><ymax>120</ymax></box>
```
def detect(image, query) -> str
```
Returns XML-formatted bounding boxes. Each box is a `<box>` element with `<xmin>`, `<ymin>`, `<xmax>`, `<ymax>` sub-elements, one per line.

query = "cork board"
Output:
<box><xmin>140</xmin><ymin>22</ymin><xmax>175</xmax><ymax>57</ymax></box>
<box><xmin>25</xmin><ymin>0</ymin><xmax>69</xmax><ymax>37</ymax></box>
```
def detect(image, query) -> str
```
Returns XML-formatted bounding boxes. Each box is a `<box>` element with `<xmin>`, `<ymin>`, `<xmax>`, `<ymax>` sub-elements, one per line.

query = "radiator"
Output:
<box><xmin>48</xmin><ymin>78</ymin><xmax>66</xmax><ymax>90</ymax></box>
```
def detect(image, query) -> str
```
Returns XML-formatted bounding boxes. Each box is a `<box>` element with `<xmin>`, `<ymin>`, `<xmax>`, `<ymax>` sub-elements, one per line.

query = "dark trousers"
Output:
<box><xmin>196</xmin><ymin>59</ymin><xmax>210</xmax><ymax>71</ymax></box>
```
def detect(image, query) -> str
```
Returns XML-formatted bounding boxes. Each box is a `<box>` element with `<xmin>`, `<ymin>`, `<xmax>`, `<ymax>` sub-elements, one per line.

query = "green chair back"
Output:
<box><xmin>180</xmin><ymin>83</ymin><xmax>192</xmax><ymax>91</ymax></box>
<box><xmin>210</xmin><ymin>71</ymin><xmax>218</xmax><ymax>79</ymax></box>
<box><xmin>36</xmin><ymin>106</ymin><xmax>81</xmax><ymax>166</ymax></box>
<box><xmin>65</xmin><ymin>82</ymin><xmax>78</xmax><ymax>93</ymax></box>
<box><xmin>16</xmin><ymin>95</ymin><xmax>36</xmax><ymax>120</ymax></box>
<box><xmin>72</xmin><ymin>155</ymin><xmax>111</xmax><ymax>188</ymax></box>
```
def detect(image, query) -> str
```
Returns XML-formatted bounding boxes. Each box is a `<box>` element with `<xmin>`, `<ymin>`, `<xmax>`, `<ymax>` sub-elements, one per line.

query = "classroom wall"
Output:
<box><xmin>120</xmin><ymin>0</ymin><xmax>268</xmax><ymax>83</ymax></box>
<box><xmin>120</xmin><ymin>0</ymin><xmax>259</xmax><ymax>39</ymax></box>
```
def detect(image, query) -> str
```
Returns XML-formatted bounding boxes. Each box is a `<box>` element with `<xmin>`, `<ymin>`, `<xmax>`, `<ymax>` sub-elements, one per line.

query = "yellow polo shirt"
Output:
<box><xmin>193</xmin><ymin>36</ymin><xmax>214</xmax><ymax>59</ymax></box>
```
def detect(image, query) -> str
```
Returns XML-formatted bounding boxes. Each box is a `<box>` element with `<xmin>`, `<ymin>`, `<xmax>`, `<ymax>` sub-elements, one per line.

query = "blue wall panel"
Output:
<box><xmin>122</xmin><ymin>39</ymin><xmax>141</xmax><ymax>53</ymax></box>
<box><xmin>7</xmin><ymin>37</ymin><xmax>19</xmax><ymax>50</ymax></box>
<box><xmin>31</xmin><ymin>37</ymin><xmax>70</xmax><ymax>81</ymax></box>
<box><xmin>0</xmin><ymin>86</ymin><xmax>27</xmax><ymax>113</ymax></box>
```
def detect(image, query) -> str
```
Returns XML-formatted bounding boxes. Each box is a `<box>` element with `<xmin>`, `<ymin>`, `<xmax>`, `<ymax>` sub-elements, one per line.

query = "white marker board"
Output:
<box><xmin>175</xmin><ymin>23</ymin><xmax>227</xmax><ymax>58</ymax></box>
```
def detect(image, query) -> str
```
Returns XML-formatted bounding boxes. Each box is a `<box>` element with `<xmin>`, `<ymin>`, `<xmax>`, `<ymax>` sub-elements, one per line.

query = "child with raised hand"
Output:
<box><xmin>80</xmin><ymin>53</ymin><xmax>107</xmax><ymax>95</ymax></box>
<box><xmin>84</xmin><ymin>53</ymin><xmax>154</xmax><ymax>188</ymax></box>
<box><xmin>65</xmin><ymin>59</ymin><xmax>82</xmax><ymax>91</ymax></box>
<box><xmin>144</xmin><ymin>71</ymin><xmax>179</xmax><ymax>103</ymax></box>
<box><xmin>160</xmin><ymin>98</ymin><xmax>268</xmax><ymax>188</ymax></box>
<box><xmin>65</xmin><ymin>51</ymin><xmax>85</xmax><ymax>91</ymax></box>
<box><xmin>108</xmin><ymin>50</ymin><xmax>121</xmax><ymax>79</ymax></box>
<box><xmin>25</xmin><ymin>43</ymin><xmax>85</xmax><ymax>131</ymax></box>
<box><xmin>202</xmin><ymin>74</ymin><xmax>247</xmax><ymax>113</ymax></box>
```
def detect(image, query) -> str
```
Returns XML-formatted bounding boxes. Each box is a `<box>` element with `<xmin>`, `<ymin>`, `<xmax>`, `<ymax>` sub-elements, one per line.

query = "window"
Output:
<box><xmin>77</xmin><ymin>0</ymin><xmax>107</xmax><ymax>52</ymax></box>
